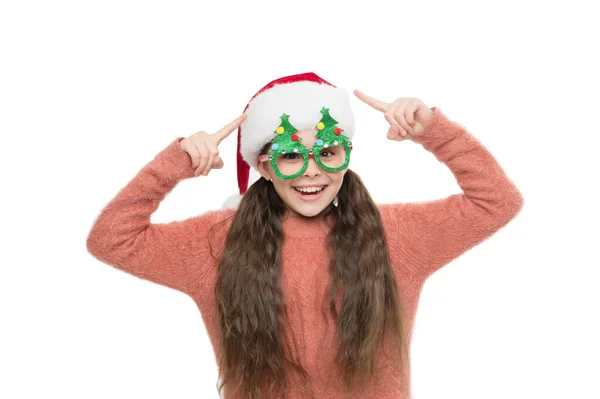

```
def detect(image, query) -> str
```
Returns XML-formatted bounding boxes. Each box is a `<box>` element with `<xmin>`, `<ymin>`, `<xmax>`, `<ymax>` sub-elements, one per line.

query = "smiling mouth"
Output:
<box><xmin>293</xmin><ymin>186</ymin><xmax>328</xmax><ymax>195</ymax></box>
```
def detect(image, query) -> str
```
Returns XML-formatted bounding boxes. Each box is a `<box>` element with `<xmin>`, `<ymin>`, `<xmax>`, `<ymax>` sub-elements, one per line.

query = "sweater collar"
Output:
<box><xmin>281</xmin><ymin>213</ymin><xmax>333</xmax><ymax>238</ymax></box>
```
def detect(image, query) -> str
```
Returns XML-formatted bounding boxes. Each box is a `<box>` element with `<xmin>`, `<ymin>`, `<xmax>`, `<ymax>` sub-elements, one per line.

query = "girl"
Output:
<box><xmin>86</xmin><ymin>72</ymin><xmax>523</xmax><ymax>399</ymax></box>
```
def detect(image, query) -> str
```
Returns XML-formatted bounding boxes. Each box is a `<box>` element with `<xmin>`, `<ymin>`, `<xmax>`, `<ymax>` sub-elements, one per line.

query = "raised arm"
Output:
<box><xmin>85</xmin><ymin>137</ymin><xmax>232</xmax><ymax>295</ymax></box>
<box><xmin>382</xmin><ymin>107</ymin><xmax>524</xmax><ymax>280</ymax></box>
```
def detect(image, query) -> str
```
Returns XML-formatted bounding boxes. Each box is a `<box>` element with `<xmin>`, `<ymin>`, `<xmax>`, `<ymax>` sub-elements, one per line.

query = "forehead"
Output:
<box><xmin>294</xmin><ymin>128</ymin><xmax>319</xmax><ymax>147</ymax></box>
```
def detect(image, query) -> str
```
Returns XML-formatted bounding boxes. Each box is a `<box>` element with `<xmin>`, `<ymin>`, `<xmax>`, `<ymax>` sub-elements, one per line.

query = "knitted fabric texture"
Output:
<box><xmin>86</xmin><ymin>107</ymin><xmax>524</xmax><ymax>398</ymax></box>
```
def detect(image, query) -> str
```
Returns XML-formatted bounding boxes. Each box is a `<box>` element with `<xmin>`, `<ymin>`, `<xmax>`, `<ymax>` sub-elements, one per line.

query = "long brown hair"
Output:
<box><xmin>210</xmin><ymin>142</ymin><xmax>410</xmax><ymax>398</ymax></box>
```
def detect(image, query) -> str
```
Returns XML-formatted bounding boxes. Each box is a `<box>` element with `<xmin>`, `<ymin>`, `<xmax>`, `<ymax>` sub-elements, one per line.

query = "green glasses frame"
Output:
<box><xmin>258</xmin><ymin>140</ymin><xmax>353</xmax><ymax>180</ymax></box>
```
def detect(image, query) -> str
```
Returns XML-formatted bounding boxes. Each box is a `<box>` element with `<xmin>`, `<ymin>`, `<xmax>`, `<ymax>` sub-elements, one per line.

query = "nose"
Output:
<box><xmin>303</xmin><ymin>154</ymin><xmax>321</xmax><ymax>177</ymax></box>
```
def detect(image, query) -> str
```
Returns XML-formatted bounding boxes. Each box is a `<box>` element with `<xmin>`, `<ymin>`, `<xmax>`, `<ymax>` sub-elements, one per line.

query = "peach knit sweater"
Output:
<box><xmin>86</xmin><ymin>107</ymin><xmax>523</xmax><ymax>398</ymax></box>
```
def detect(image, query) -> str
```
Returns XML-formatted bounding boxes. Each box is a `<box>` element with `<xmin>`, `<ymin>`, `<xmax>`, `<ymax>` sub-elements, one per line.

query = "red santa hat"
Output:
<box><xmin>222</xmin><ymin>72</ymin><xmax>355</xmax><ymax>210</ymax></box>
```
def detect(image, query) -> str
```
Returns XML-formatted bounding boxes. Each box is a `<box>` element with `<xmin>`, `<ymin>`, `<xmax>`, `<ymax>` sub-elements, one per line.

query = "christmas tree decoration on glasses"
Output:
<box><xmin>258</xmin><ymin>107</ymin><xmax>353</xmax><ymax>180</ymax></box>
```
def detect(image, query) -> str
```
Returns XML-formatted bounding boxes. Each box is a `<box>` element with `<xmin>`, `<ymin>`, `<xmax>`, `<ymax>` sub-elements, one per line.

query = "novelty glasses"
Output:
<box><xmin>257</xmin><ymin>107</ymin><xmax>353</xmax><ymax>180</ymax></box>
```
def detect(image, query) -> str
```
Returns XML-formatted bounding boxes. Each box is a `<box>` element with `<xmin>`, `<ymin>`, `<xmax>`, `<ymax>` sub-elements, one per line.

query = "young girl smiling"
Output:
<box><xmin>87</xmin><ymin>72</ymin><xmax>523</xmax><ymax>398</ymax></box>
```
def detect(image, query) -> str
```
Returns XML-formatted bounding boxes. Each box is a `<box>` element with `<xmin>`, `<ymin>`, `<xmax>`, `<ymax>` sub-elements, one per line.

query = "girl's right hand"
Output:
<box><xmin>180</xmin><ymin>113</ymin><xmax>247</xmax><ymax>177</ymax></box>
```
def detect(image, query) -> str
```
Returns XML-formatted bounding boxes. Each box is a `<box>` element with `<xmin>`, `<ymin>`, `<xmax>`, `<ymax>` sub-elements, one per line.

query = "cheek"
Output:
<box><xmin>331</xmin><ymin>174</ymin><xmax>346</xmax><ymax>194</ymax></box>
<box><xmin>272</xmin><ymin>179</ymin><xmax>292</xmax><ymax>195</ymax></box>
<box><xmin>332</xmin><ymin>172</ymin><xmax>346</xmax><ymax>186</ymax></box>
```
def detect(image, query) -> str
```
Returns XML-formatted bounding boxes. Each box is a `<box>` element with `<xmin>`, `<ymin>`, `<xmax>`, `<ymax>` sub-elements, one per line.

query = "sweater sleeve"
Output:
<box><xmin>383</xmin><ymin>107</ymin><xmax>524</xmax><ymax>280</ymax></box>
<box><xmin>85</xmin><ymin>137</ymin><xmax>229</xmax><ymax>296</ymax></box>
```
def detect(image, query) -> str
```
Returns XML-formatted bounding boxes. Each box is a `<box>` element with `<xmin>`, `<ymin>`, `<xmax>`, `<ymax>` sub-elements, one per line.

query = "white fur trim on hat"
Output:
<box><xmin>240</xmin><ymin>81</ymin><xmax>355</xmax><ymax>169</ymax></box>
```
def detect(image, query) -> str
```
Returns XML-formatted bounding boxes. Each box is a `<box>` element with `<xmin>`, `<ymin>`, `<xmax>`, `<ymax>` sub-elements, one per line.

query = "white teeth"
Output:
<box><xmin>294</xmin><ymin>186</ymin><xmax>324</xmax><ymax>193</ymax></box>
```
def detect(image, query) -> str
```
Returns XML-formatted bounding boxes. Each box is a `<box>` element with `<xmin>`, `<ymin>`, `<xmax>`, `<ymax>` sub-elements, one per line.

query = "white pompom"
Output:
<box><xmin>221</xmin><ymin>194</ymin><xmax>243</xmax><ymax>210</ymax></box>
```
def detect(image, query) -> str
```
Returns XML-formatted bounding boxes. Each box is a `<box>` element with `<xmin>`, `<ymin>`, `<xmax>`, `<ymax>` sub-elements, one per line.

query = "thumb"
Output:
<box><xmin>212</xmin><ymin>156</ymin><xmax>224</xmax><ymax>169</ymax></box>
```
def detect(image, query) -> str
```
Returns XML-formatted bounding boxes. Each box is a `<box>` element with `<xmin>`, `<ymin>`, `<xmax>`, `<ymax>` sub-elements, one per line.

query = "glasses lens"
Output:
<box><xmin>318</xmin><ymin>145</ymin><xmax>347</xmax><ymax>169</ymax></box>
<box><xmin>275</xmin><ymin>152</ymin><xmax>305</xmax><ymax>177</ymax></box>
<box><xmin>273</xmin><ymin>145</ymin><xmax>348</xmax><ymax>177</ymax></box>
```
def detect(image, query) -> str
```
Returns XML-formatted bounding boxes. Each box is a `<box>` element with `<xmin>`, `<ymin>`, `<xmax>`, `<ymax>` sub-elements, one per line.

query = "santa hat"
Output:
<box><xmin>221</xmin><ymin>72</ymin><xmax>355</xmax><ymax>210</ymax></box>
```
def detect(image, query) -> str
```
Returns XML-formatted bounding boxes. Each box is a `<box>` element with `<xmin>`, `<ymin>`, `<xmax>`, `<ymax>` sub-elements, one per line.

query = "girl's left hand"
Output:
<box><xmin>353</xmin><ymin>90</ymin><xmax>434</xmax><ymax>141</ymax></box>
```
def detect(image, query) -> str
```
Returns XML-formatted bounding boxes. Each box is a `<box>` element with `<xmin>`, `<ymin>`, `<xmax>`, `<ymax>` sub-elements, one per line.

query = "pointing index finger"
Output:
<box><xmin>215</xmin><ymin>113</ymin><xmax>247</xmax><ymax>144</ymax></box>
<box><xmin>353</xmin><ymin>89</ymin><xmax>389</xmax><ymax>113</ymax></box>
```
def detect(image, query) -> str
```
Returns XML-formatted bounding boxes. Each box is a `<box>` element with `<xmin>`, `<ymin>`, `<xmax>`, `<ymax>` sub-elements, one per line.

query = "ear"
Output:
<box><xmin>257</xmin><ymin>159</ymin><xmax>272</xmax><ymax>181</ymax></box>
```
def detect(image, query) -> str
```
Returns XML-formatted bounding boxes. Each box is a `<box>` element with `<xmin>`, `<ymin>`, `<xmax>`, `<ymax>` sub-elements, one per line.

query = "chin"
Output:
<box><xmin>287</xmin><ymin>198</ymin><xmax>333</xmax><ymax>218</ymax></box>
<box><xmin>290</xmin><ymin>206</ymin><xmax>325</xmax><ymax>218</ymax></box>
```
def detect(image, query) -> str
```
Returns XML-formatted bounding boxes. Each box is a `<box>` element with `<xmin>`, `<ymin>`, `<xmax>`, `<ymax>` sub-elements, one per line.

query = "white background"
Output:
<box><xmin>1</xmin><ymin>0</ymin><xmax>598</xmax><ymax>398</ymax></box>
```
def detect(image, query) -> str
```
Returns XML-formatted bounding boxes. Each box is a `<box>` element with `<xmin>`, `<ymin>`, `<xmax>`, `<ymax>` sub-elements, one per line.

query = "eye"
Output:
<box><xmin>320</xmin><ymin>150</ymin><xmax>334</xmax><ymax>158</ymax></box>
<box><xmin>282</xmin><ymin>153</ymin><xmax>300</xmax><ymax>160</ymax></box>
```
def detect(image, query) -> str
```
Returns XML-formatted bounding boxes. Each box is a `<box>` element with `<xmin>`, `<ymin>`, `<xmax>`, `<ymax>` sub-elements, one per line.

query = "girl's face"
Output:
<box><xmin>257</xmin><ymin>128</ymin><xmax>348</xmax><ymax>218</ymax></box>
